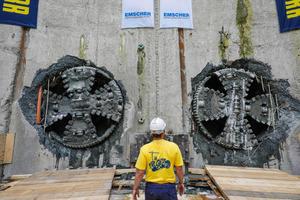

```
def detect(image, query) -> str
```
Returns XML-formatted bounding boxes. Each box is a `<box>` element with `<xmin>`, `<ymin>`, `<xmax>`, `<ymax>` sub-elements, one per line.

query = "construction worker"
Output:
<box><xmin>132</xmin><ymin>117</ymin><xmax>185</xmax><ymax>200</ymax></box>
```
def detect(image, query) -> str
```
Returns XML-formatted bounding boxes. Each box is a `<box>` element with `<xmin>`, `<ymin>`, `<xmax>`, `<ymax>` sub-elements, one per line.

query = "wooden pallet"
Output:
<box><xmin>0</xmin><ymin>167</ymin><xmax>116</xmax><ymax>200</ymax></box>
<box><xmin>204</xmin><ymin>165</ymin><xmax>300</xmax><ymax>200</ymax></box>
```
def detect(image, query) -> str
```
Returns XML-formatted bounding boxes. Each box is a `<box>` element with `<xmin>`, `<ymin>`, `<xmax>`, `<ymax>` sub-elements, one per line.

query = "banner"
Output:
<box><xmin>160</xmin><ymin>0</ymin><xmax>193</xmax><ymax>29</ymax></box>
<box><xmin>0</xmin><ymin>0</ymin><xmax>39</xmax><ymax>28</ymax></box>
<box><xmin>122</xmin><ymin>0</ymin><xmax>154</xmax><ymax>28</ymax></box>
<box><xmin>276</xmin><ymin>0</ymin><xmax>300</xmax><ymax>32</ymax></box>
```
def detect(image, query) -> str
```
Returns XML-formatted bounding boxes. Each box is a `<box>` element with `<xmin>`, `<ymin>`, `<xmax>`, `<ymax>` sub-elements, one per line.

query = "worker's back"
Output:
<box><xmin>136</xmin><ymin>139</ymin><xmax>183</xmax><ymax>184</ymax></box>
<box><xmin>132</xmin><ymin>117</ymin><xmax>185</xmax><ymax>200</ymax></box>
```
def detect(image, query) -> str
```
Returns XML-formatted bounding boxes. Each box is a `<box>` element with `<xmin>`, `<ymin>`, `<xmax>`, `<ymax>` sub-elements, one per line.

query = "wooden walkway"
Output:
<box><xmin>1</xmin><ymin>165</ymin><xmax>300</xmax><ymax>200</ymax></box>
<box><xmin>0</xmin><ymin>167</ymin><xmax>116</xmax><ymax>200</ymax></box>
<box><xmin>204</xmin><ymin>165</ymin><xmax>300</xmax><ymax>200</ymax></box>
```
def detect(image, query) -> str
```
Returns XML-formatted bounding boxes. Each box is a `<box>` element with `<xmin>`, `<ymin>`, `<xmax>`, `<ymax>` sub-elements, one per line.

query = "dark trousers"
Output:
<box><xmin>145</xmin><ymin>182</ymin><xmax>177</xmax><ymax>200</ymax></box>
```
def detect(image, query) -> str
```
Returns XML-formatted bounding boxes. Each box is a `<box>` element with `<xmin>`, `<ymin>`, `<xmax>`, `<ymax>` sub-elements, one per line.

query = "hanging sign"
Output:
<box><xmin>122</xmin><ymin>0</ymin><xmax>154</xmax><ymax>28</ymax></box>
<box><xmin>160</xmin><ymin>0</ymin><xmax>193</xmax><ymax>29</ymax></box>
<box><xmin>276</xmin><ymin>0</ymin><xmax>300</xmax><ymax>32</ymax></box>
<box><xmin>0</xmin><ymin>0</ymin><xmax>39</xmax><ymax>28</ymax></box>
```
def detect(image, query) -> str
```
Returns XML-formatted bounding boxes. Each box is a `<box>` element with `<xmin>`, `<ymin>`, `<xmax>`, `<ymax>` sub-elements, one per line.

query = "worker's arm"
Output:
<box><xmin>133</xmin><ymin>169</ymin><xmax>145</xmax><ymax>200</ymax></box>
<box><xmin>175</xmin><ymin>165</ymin><xmax>185</xmax><ymax>196</ymax></box>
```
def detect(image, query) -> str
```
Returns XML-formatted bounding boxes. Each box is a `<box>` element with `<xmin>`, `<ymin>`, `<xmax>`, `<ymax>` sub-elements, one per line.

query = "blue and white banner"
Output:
<box><xmin>0</xmin><ymin>0</ymin><xmax>39</xmax><ymax>28</ymax></box>
<box><xmin>160</xmin><ymin>0</ymin><xmax>193</xmax><ymax>29</ymax></box>
<box><xmin>276</xmin><ymin>0</ymin><xmax>300</xmax><ymax>32</ymax></box>
<box><xmin>122</xmin><ymin>0</ymin><xmax>154</xmax><ymax>28</ymax></box>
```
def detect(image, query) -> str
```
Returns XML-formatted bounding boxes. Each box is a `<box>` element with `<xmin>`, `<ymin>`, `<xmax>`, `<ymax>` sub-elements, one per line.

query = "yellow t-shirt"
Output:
<box><xmin>135</xmin><ymin>139</ymin><xmax>184</xmax><ymax>184</ymax></box>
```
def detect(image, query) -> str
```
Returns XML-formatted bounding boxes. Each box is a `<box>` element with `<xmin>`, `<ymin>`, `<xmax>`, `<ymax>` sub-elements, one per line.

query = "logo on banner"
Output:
<box><xmin>285</xmin><ymin>0</ymin><xmax>300</xmax><ymax>19</ymax></box>
<box><xmin>125</xmin><ymin>12</ymin><xmax>151</xmax><ymax>18</ymax></box>
<box><xmin>160</xmin><ymin>0</ymin><xmax>193</xmax><ymax>29</ymax></box>
<box><xmin>276</xmin><ymin>0</ymin><xmax>300</xmax><ymax>32</ymax></box>
<box><xmin>163</xmin><ymin>13</ymin><xmax>190</xmax><ymax>19</ymax></box>
<box><xmin>0</xmin><ymin>0</ymin><xmax>39</xmax><ymax>28</ymax></box>
<box><xmin>2</xmin><ymin>0</ymin><xmax>30</xmax><ymax>15</ymax></box>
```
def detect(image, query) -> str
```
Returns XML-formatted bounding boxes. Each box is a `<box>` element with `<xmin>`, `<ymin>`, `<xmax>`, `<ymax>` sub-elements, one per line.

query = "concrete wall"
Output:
<box><xmin>0</xmin><ymin>0</ymin><xmax>300</xmax><ymax>178</ymax></box>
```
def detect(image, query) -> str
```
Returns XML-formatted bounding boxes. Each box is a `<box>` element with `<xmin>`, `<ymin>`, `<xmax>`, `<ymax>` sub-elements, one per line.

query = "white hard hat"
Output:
<box><xmin>150</xmin><ymin>117</ymin><xmax>166</xmax><ymax>134</ymax></box>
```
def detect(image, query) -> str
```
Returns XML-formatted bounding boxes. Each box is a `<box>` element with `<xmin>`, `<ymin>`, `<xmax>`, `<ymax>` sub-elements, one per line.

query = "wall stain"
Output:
<box><xmin>291</xmin><ymin>31</ymin><xmax>300</xmax><ymax>98</ymax></box>
<box><xmin>79</xmin><ymin>35</ymin><xmax>88</xmax><ymax>59</ymax></box>
<box><xmin>236</xmin><ymin>0</ymin><xmax>253</xmax><ymax>58</ymax></box>
<box><xmin>137</xmin><ymin>44</ymin><xmax>145</xmax><ymax>75</ymax></box>
<box><xmin>292</xmin><ymin>31</ymin><xmax>300</xmax><ymax>67</ymax></box>
<box><xmin>119</xmin><ymin>32</ymin><xmax>127</xmax><ymax>63</ymax></box>
<box><xmin>218</xmin><ymin>26</ymin><xmax>230</xmax><ymax>60</ymax></box>
<box><xmin>137</xmin><ymin>44</ymin><xmax>146</xmax><ymax>126</ymax></box>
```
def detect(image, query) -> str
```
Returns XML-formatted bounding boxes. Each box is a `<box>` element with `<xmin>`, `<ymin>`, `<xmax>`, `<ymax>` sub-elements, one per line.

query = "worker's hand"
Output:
<box><xmin>177</xmin><ymin>183</ymin><xmax>185</xmax><ymax>196</ymax></box>
<box><xmin>133</xmin><ymin>188</ymin><xmax>140</xmax><ymax>200</ymax></box>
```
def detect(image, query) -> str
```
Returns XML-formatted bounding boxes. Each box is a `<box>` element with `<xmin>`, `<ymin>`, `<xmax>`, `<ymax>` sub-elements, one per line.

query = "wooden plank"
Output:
<box><xmin>10</xmin><ymin>179</ymin><xmax>113</xmax><ymax>189</ymax></box>
<box><xmin>0</xmin><ymin>134</ymin><xmax>15</xmax><ymax>165</ymax></box>
<box><xmin>205</xmin><ymin>165</ymin><xmax>279</xmax><ymax>171</ymax></box>
<box><xmin>3</xmin><ymin>133</ymin><xmax>15</xmax><ymax>164</ymax></box>
<box><xmin>204</xmin><ymin>165</ymin><xmax>230</xmax><ymax>199</ymax></box>
<box><xmin>188</xmin><ymin>174</ymin><xmax>210</xmax><ymax>180</ymax></box>
<box><xmin>187</xmin><ymin>181</ymin><xmax>209</xmax><ymax>187</ymax></box>
<box><xmin>0</xmin><ymin>194</ymin><xmax>110</xmax><ymax>200</ymax></box>
<box><xmin>215</xmin><ymin>177</ymin><xmax>300</xmax><ymax>189</ymax></box>
<box><xmin>0</xmin><ymin>134</ymin><xmax>6</xmax><ymax>165</ymax></box>
<box><xmin>15</xmin><ymin>176</ymin><xmax>114</xmax><ymax>186</ymax></box>
<box><xmin>10</xmin><ymin>174</ymin><xmax>32</xmax><ymax>181</ymax></box>
<box><xmin>115</xmin><ymin>168</ymin><xmax>136</xmax><ymax>175</ymax></box>
<box><xmin>229</xmin><ymin>196</ymin><xmax>289</xmax><ymax>200</ymax></box>
<box><xmin>206</xmin><ymin>179</ymin><xmax>224</xmax><ymax>198</ymax></box>
<box><xmin>1</xmin><ymin>188</ymin><xmax>112</xmax><ymax>196</ymax></box>
<box><xmin>220</xmin><ymin>184</ymin><xmax>300</xmax><ymax>194</ymax></box>
<box><xmin>0</xmin><ymin>167</ymin><xmax>115</xmax><ymax>199</ymax></box>
<box><xmin>48</xmin><ymin>195</ymin><xmax>110</xmax><ymax>200</ymax></box>
<box><xmin>0</xmin><ymin>181</ymin><xmax>20</xmax><ymax>188</ymax></box>
<box><xmin>188</xmin><ymin>168</ymin><xmax>206</xmax><ymax>175</ymax></box>
<box><xmin>201</xmin><ymin>169</ymin><xmax>298</xmax><ymax>181</ymax></box>
<box><xmin>205</xmin><ymin>165</ymin><xmax>284</xmax><ymax>174</ymax></box>
<box><xmin>1</xmin><ymin>181</ymin><xmax>112</xmax><ymax>195</ymax></box>
<box><xmin>0</xmin><ymin>134</ymin><xmax>5</xmax><ymax>164</ymax></box>
<box><xmin>224</xmin><ymin>189</ymin><xmax>300</xmax><ymax>199</ymax></box>
<box><xmin>0</xmin><ymin>185</ymin><xmax>112</xmax><ymax>197</ymax></box>
<box><xmin>204</xmin><ymin>165</ymin><xmax>300</xmax><ymax>200</ymax></box>
<box><xmin>13</xmin><ymin>171</ymin><xmax>114</xmax><ymax>181</ymax></box>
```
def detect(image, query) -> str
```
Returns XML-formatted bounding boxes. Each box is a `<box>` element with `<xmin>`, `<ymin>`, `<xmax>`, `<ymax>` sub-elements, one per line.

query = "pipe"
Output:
<box><xmin>178</xmin><ymin>28</ymin><xmax>188</xmax><ymax>132</ymax></box>
<box><xmin>44</xmin><ymin>79</ymin><xmax>50</xmax><ymax>131</ymax></box>
<box><xmin>36</xmin><ymin>86</ymin><xmax>42</xmax><ymax>124</ymax></box>
<box><xmin>13</xmin><ymin>27</ymin><xmax>29</xmax><ymax>100</ymax></box>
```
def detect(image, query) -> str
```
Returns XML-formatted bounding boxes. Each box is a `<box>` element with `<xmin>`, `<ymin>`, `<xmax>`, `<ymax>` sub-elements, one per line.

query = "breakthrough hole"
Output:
<box><xmin>204</xmin><ymin>74</ymin><xmax>227</xmax><ymax>95</ymax></box>
<box><xmin>245</xmin><ymin>78</ymin><xmax>265</xmax><ymax>100</ymax></box>
<box><xmin>91</xmin><ymin>115</ymin><xmax>111</xmax><ymax>137</ymax></box>
<box><xmin>45</xmin><ymin>114</ymin><xmax>72</xmax><ymax>137</ymax></box>
<box><xmin>202</xmin><ymin>117</ymin><xmax>227</xmax><ymax>138</ymax></box>
<box><xmin>245</xmin><ymin>116</ymin><xmax>268</xmax><ymax>137</ymax></box>
<box><xmin>49</xmin><ymin>76</ymin><xmax>67</xmax><ymax>95</ymax></box>
<box><xmin>90</xmin><ymin>72</ymin><xmax>111</xmax><ymax>94</ymax></box>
